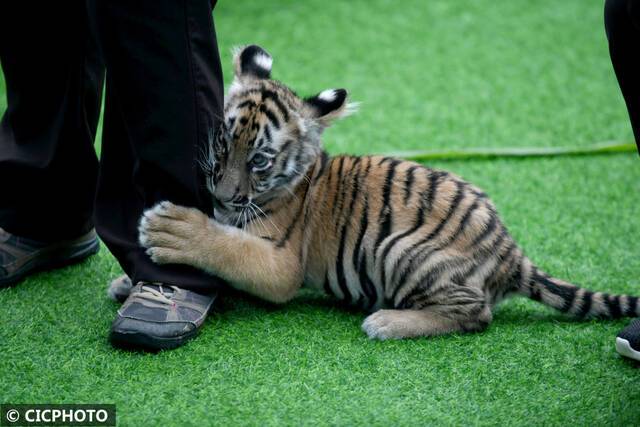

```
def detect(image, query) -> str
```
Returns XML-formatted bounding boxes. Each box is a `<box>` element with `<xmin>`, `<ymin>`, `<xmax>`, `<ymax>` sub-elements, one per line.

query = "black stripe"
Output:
<box><xmin>262</xmin><ymin>89</ymin><xmax>290</xmax><ymax>121</ymax></box>
<box><xmin>313</xmin><ymin>151</ymin><xmax>331</xmax><ymax>184</ymax></box>
<box><xmin>335</xmin><ymin>224</ymin><xmax>352</xmax><ymax>304</ymax></box>
<box><xmin>396</xmin><ymin>284</ymin><xmax>425</xmax><ymax>309</ymax></box>
<box><xmin>276</xmin><ymin>180</ymin><xmax>310</xmax><ymax>247</ymax></box>
<box><xmin>350</xmin><ymin>156</ymin><xmax>363</xmax><ymax>175</ymax></box>
<box><xmin>277</xmin><ymin>210</ymin><xmax>302</xmax><ymax>247</ymax></box>
<box><xmin>604</xmin><ymin>294</ymin><xmax>622</xmax><ymax>318</ymax></box>
<box><xmin>468</xmin><ymin>209</ymin><xmax>497</xmax><ymax>248</ymax></box>
<box><xmin>297</xmin><ymin>191</ymin><xmax>315</xmax><ymax>262</ymax></box>
<box><xmin>339</xmin><ymin>157</ymin><xmax>362</xmax><ymax>219</ymax></box>
<box><xmin>495</xmin><ymin>240</ymin><xmax>518</xmax><ymax>278</ymax></box>
<box><xmin>227</xmin><ymin>116</ymin><xmax>236</xmax><ymax>129</ymax></box>
<box><xmin>394</xmin><ymin>248</ymin><xmax>448</xmax><ymax>307</ymax></box>
<box><xmin>263</xmin><ymin>108</ymin><xmax>281</xmax><ymax>129</ymax></box>
<box><xmin>423</xmin><ymin>180</ymin><xmax>465</xmax><ymax>242</ymax></box>
<box><xmin>392</xmin><ymin>179</ymin><xmax>465</xmax><ymax>276</ymax></box>
<box><xmin>379</xmin><ymin>203</ymin><xmax>426</xmax><ymax>287</ymax></box>
<box><xmin>352</xmin><ymin>197</ymin><xmax>377</xmax><ymax>309</ymax></box>
<box><xmin>626</xmin><ymin>296</ymin><xmax>638</xmax><ymax>317</ymax></box>
<box><xmin>237</xmin><ymin>100</ymin><xmax>257</xmax><ymax>109</ymax></box>
<box><xmin>459</xmin><ymin>229</ymin><xmax>508</xmax><ymax>282</ymax></box>
<box><xmin>330</xmin><ymin>157</ymin><xmax>347</xmax><ymax>215</ymax></box>
<box><xmin>391</xmin><ymin>246</ymin><xmax>436</xmax><ymax>303</ymax></box>
<box><xmin>333</xmin><ymin>157</ymin><xmax>354</xmax><ymax>217</ymax></box>
<box><xmin>396</xmin><ymin>258</ymin><xmax>460</xmax><ymax>309</ymax></box>
<box><xmin>333</xmin><ymin>156</ymin><xmax>346</xmax><ymax>184</ymax></box>
<box><xmin>352</xmin><ymin>198</ymin><xmax>369</xmax><ymax>272</ymax></box>
<box><xmin>470</xmin><ymin>189</ymin><xmax>488</xmax><ymax>199</ymax></box>
<box><xmin>576</xmin><ymin>290</ymin><xmax>593</xmax><ymax>318</ymax></box>
<box><xmin>379</xmin><ymin>161</ymin><xmax>430</xmax><ymax>289</ymax></box>
<box><xmin>390</xmin><ymin>179</ymin><xmax>475</xmax><ymax>280</ymax></box>
<box><xmin>480</xmin><ymin>240</ymin><xmax>522</xmax><ymax>289</ymax></box>
<box><xmin>446</xmin><ymin>198</ymin><xmax>480</xmax><ymax>244</ymax></box>
<box><xmin>502</xmin><ymin>250</ymin><xmax>522</xmax><ymax>290</ymax></box>
<box><xmin>373</xmin><ymin>159</ymin><xmax>401</xmax><ymax>252</ymax></box>
<box><xmin>263</xmin><ymin>125</ymin><xmax>272</xmax><ymax>143</ymax></box>
<box><xmin>262</xmin><ymin>147</ymin><xmax>278</xmax><ymax>156</ymax></box>
<box><xmin>425</xmin><ymin>170</ymin><xmax>444</xmax><ymax>210</ymax></box>
<box><xmin>343</xmin><ymin>158</ymin><xmax>362</xmax><ymax>223</ymax></box>
<box><xmin>417</xmin><ymin>286</ymin><xmax>483</xmax><ymax>313</ymax></box>
<box><xmin>276</xmin><ymin>151</ymin><xmax>293</xmax><ymax>181</ymax></box>
<box><xmin>280</xmin><ymin>140</ymin><xmax>293</xmax><ymax>155</ymax></box>
<box><xmin>529</xmin><ymin>284</ymin><xmax>542</xmax><ymax>302</ymax></box>
<box><xmin>362</xmin><ymin>157</ymin><xmax>372</xmax><ymax>178</ymax></box>
<box><xmin>360</xmin><ymin>255</ymin><xmax>377</xmax><ymax>310</ymax></box>
<box><xmin>235</xmin><ymin>88</ymin><xmax>262</xmax><ymax>97</ymax></box>
<box><xmin>334</xmin><ymin>158</ymin><xmax>365</xmax><ymax>305</ymax></box>
<box><xmin>535</xmin><ymin>274</ymin><xmax>576</xmax><ymax>313</ymax></box>
<box><xmin>376</xmin><ymin>157</ymin><xmax>404</xmax><ymax>287</ymax></box>
<box><xmin>403</xmin><ymin>166</ymin><xmax>418</xmax><ymax>204</ymax></box>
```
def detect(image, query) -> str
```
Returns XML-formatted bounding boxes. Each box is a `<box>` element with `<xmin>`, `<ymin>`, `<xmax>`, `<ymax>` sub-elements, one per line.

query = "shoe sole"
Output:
<box><xmin>109</xmin><ymin>328</ymin><xmax>199</xmax><ymax>351</ymax></box>
<box><xmin>0</xmin><ymin>237</ymin><xmax>100</xmax><ymax>287</ymax></box>
<box><xmin>616</xmin><ymin>337</ymin><xmax>640</xmax><ymax>362</ymax></box>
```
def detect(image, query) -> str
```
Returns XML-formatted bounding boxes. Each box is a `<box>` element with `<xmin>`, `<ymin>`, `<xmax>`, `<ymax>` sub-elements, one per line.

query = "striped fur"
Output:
<box><xmin>138</xmin><ymin>45</ymin><xmax>640</xmax><ymax>340</ymax></box>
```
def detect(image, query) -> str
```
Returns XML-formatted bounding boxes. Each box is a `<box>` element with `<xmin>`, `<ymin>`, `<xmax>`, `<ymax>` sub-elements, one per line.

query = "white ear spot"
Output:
<box><xmin>318</xmin><ymin>89</ymin><xmax>337</xmax><ymax>102</ymax></box>
<box><xmin>235</xmin><ymin>45</ymin><xmax>273</xmax><ymax>79</ymax></box>
<box><xmin>254</xmin><ymin>53</ymin><xmax>273</xmax><ymax>73</ymax></box>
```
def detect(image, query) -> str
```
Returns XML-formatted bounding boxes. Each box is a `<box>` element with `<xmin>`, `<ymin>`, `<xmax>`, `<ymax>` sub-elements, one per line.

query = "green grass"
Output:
<box><xmin>1</xmin><ymin>1</ymin><xmax>639</xmax><ymax>425</ymax></box>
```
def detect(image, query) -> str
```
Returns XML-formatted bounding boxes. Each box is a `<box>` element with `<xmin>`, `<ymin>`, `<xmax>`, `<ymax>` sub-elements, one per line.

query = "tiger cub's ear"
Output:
<box><xmin>232</xmin><ymin>45</ymin><xmax>273</xmax><ymax>81</ymax></box>
<box><xmin>304</xmin><ymin>89</ymin><xmax>358</xmax><ymax>128</ymax></box>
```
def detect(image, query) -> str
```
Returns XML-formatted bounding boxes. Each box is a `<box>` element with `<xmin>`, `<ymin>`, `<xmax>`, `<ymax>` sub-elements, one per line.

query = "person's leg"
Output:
<box><xmin>606</xmin><ymin>0</ymin><xmax>640</xmax><ymax>362</ymax></box>
<box><xmin>90</xmin><ymin>0</ymin><xmax>225</xmax><ymax>293</ymax></box>
<box><xmin>605</xmin><ymin>0</ymin><xmax>640</xmax><ymax>153</ymax></box>
<box><xmin>88</xmin><ymin>0</ymin><xmax>226</xmax><ymax>349</ymax></box>
<box><xmin>0</xmin><ymin>0</ymin><xmax>103</xmax><ymax>285</ymax></box>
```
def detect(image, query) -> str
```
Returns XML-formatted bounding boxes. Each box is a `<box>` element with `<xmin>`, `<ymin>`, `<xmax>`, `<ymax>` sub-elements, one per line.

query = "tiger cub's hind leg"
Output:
<box><xmin>361</xmin><ymin>284</ymin><xmax>492</xmax><ymax>340</ymax></box>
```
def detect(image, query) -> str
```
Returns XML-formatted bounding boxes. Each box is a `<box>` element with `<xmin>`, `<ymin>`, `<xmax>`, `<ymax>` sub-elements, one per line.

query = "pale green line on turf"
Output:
<box><xmin>380</xmin><ymin>141</ymin><xmax>637</xmax><ymax>161</ymax></box>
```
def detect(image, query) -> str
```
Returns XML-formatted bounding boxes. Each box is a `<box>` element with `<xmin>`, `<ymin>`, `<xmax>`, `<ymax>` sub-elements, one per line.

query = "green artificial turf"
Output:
<box><xmin>1</xmin><ymin>1</ymin><xmax>639</xmax><ymax>425</ymax></box>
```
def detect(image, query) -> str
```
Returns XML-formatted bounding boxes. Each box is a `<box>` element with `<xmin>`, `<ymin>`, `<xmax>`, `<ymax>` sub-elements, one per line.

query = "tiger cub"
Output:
<box><xmin>138</xmin><ymin>45</ymin><xmax>639</xmax><ymax>339</ymax></box>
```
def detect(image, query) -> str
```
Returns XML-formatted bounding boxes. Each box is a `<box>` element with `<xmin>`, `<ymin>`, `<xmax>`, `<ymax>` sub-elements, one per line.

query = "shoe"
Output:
<box><xmin>109</xmin><ymin>282</ymin><xmax>216</xmax><ymax>351</ymax></box>
<box><xmin>0</xmin><ymin>228</ymin><xmax>100</xmax><ymax>287</ymax></box>
<box><xmin>616</xmin><ymin>318</ymin><xmax>640</xmax><ymax>362</ymax></box>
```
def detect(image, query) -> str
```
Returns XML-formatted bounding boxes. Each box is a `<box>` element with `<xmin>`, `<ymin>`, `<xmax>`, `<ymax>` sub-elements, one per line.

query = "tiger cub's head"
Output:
<box><xmin>203</xmin><ymin>45</ymin><xmax>355</xmax><ymax>222</ymax></box>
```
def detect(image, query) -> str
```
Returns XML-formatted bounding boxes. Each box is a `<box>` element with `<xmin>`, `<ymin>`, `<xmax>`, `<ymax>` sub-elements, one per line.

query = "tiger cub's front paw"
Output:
<box><xmin>138</xmin><ymin>201</ymin><xmax>209</xmax><ymax>265</ymax></box>
<box><xmin>362</xmin><ymin>310</ymin><xmax>414</xmax><ymax>340</ymax></box>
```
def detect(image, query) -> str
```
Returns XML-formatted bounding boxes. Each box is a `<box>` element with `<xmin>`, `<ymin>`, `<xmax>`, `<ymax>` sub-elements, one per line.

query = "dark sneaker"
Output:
<box><xmin>110</xmin><ymin>282</ymin><xmax>216</xmax><ymax>351</ymax></box>
<box><xmin>107</xmin><ymin>274</ymin><xmax>134</xmax><ymax>303</ymax></box>
<box><xmin>616</xmin><ymin>318</ymin><xmax>640</xmax><ymax>362</ymax></box>
<box><xmin>0</xmin><ymin>228</ymin><xmax>100</xmax><ymax>287</ymax></box>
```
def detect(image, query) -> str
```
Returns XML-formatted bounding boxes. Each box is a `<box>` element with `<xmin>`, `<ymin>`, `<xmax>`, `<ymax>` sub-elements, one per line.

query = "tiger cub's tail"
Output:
<box><xmin>512</xmin><ymin>259</ymin><xmax>639</xmax><ymax>319</ymax></box>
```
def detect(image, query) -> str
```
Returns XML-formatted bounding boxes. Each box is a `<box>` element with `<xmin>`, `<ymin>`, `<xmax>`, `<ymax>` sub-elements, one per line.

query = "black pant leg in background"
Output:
<box><xmin>605</xmin><ymin>0</ymin><xmax>640</xmax><ymax>153</ymax></box>
<box><xmin>0</xmin><ymin>1</ymin><xmax>104</xmax><ymax>241</ymax></box>
<box><xmin>89</xmin><ymin>0</ymin><xmax>226</xmax><ymax>292</ymax></box>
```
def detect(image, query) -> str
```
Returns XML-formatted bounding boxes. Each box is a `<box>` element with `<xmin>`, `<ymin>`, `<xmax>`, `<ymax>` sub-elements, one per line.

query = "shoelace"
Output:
<box><xmin>136</xmin><ymin>284</ymin><xmax>179</xmax><ymax>306</ymax></box>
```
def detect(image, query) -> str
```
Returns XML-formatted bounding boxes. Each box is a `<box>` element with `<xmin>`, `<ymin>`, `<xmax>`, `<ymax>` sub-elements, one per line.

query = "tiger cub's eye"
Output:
<box><xmin>250</xmin><ymin>154</ymin><xmax>271</xmax><ymax>171</ymax></box>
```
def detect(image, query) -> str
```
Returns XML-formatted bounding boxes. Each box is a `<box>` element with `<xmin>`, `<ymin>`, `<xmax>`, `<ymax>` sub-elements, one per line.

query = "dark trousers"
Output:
<box><xmin>0</xmin><ymin>0</ymin><xmax>225</xmax><ymax>292</ymax></box>
<box><xmin>605</xmin><ymin>0</ymin><xmax>640</xmax><ymax>152</ymax></box>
